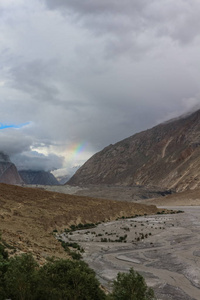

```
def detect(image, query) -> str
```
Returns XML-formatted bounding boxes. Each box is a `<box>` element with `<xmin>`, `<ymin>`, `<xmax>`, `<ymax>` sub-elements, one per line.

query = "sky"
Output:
<box><xmin>0</xmin><ymin>0</ymin><xmax>200</xmax><ymax>176</ymax></box>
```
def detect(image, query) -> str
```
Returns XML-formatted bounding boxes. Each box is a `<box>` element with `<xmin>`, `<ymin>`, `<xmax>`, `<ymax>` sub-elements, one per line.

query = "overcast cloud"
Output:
<box><xmin>0</xmin><ymin>0</ymin><xmax>200</xmax><ymax>175</ymax></box>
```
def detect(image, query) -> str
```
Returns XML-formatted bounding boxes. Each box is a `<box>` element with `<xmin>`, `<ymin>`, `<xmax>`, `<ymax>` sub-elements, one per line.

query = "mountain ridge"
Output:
<box><xmin>19</xmin><ymin>170</ymin><xmax>59</xmax><ymax>185</ymax></box>
<box><xmin>68</xmin><ymin>109</ymin><xmax>200</xmax><ymax>191</ymax></box>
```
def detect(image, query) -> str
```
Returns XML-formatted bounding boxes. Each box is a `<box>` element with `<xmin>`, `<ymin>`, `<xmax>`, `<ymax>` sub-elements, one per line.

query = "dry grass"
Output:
<box><xmin>0</xmin><ymin>183</ymin><xmax>162</xmax><ymax>262</ymax></box>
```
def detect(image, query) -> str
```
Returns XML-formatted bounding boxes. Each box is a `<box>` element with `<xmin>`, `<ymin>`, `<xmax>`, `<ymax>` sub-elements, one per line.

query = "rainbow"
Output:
<box><xmin>67</xmin><ymin>142</ymin><xmax>87</xmax><ymax>161</ymax></box>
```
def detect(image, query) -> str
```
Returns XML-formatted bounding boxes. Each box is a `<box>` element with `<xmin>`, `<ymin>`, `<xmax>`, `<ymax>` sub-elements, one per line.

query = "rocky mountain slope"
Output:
<box><xmin>0</xmin><ymin>152</ymin><xmax>23</xmax><ymax>184</ymax></box>
<box><xmin>68</xmin><ymin>109</ymin><xmax>200</xmax><ymax>192</ymax></box>
<box><xmin>19</xmin><ymin>170</ymin><xmax>59</xmax><ymax>185</ymax></box>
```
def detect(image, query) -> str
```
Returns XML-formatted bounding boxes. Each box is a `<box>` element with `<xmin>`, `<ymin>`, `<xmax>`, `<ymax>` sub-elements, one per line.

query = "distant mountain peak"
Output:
<box><xmin>19</xmin><ymin>170</ymin><xmax>59</xmax><ymax>185</ymax></box>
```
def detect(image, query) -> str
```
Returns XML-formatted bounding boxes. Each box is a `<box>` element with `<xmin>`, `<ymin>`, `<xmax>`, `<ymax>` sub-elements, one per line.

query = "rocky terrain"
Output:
<box><xmin>68</xmin><ymin>109</ymin><xmax>200</xmax><ymax>192</ymax></box>
<box><xmin>0</xmin><ymin>152</ymin><xmax>23</xmax><ymax>185</ymax></box>
<box><xmin>28</xmin><ymin>183</ymin><xmax>200</xmax><ymax>207</ymax></box>
<box><xmin>0</xmin><ymin>183</ymin><xmax>161</xmax><ymax>263</ymax></box>
<box><xmin>142</xmin><ymin>187</ymin><xmax>200</xmax><ymax>206</ymax></box>
<box><xmin>74</xmin><ymin>184</ymin><xmax>173</xmax><ymax>201</ymax></box>
<box><xmin>61</xmin><ymin>207</ymin><xmax>200</xmax><ymax>300</ymax></box>
<box><xmin>24</xmin><ymin>184</ymin><xmax>173</xmax><ymax>201</ymax></box>
<box><xmin>19</xmin><ymin>170</ymin><xmax>59</xmax><ymax>185</ymax></box>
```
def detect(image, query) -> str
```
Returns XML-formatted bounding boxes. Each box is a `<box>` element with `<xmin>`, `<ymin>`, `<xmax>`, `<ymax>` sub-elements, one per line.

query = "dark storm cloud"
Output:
<box><xmin>44</xmin><ymin>0</ymin><xmax>200</xmax><ymax>45</ymax></box>
<box><xmin>0</xmin><ymin>0</ymin><xmax>200</xmax><ymax>173</ymax></box>
<box><xmin>44</xmin><ymin>0</ymin><xmax>147</xmax><ymax>14</ymax></box>
<box><xmin>8</xmin><ymin>57</ymin><xmax>91</xmax><ymax>112</ymax></box>
<box><xmin>11</xmin><ymin>151</ymin><xmax>64</xmax><ymax>172</ymax></box>
<box><xmin>0</xmin><ymin>127</ymin><xmax>64</xmax><ymax>171</ymax></box>
<box><xmin>10</xmin><ymin>59</ymin><xmax>60</xmax><ymax>105</ymax></box>
<box><xmin>0</xmin><ymin>130</ymin><xmax>32</xmax><ymax>155</ymax></box>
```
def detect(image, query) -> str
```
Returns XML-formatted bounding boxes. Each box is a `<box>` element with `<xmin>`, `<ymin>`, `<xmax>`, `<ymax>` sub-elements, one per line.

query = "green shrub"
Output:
<box><xmin>0</xmin><ymin>251</ymin><xmax>157</xmax><ymax>300</ymax></box>
<box><xmin>101</xmin><ymin>238</ymin><xmax>108</xmax><ymax>242</ymax></box>
<box><xmin>0</xmin><ymin>254</ymin><xmax>106</xmax><ymax>300</ymax></box>
<box><xmin>59</xmin><ymin>241</ymin><xmax>83</xmax><ymax>260</ymax></box>
<box><xmin>111</xmin><ymin>268</ymin><xmax>156</xmax><ymax>300</ymax></box>
<box><xmin>4</xmin><ymin>254</ymin><xmax>38</xmax><ymax>300</ymax></box>
<box><xmin>69</xmin><ymin>223</ymin><xmax>97</xmax><ymax>232</ymax></box>
<box><xmin>0</xmin><ymin>243</ymin><xmax>8</xmax><ymax>260</ymax></box>
<box><xmin>36</xmin><ymin>258</ymin><xmax>106</xmax><ymax>300</ymax></box>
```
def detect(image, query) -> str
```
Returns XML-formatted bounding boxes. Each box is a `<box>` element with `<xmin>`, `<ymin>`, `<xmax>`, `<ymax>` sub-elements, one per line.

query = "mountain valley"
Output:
<box><xmin>1</xmin><ymin>109</ymin><xmax>200</xmax><ymax>299</ymax></box>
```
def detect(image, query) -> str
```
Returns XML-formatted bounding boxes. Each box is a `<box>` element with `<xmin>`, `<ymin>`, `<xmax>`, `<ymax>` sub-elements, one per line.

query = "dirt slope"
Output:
<box><xmin>0</xmin><ymin>184</ymin><xmax>161</xmax><ymax>262</ymax></box>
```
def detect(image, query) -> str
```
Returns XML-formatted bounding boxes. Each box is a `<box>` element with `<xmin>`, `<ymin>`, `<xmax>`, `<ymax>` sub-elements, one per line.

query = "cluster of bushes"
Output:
<box><xmin>110</xmin><ymin>268</ymin><xmax>156</xmax><ymax>300</ymax></box>
<box><xmin>64</xmin><ymin>222</ymin><xmax>100</xmax><ymax>233</ymax></box>
<box><xmin>0</xmin><ymin>254</ymin><xmax>105</xmax><ymax>299</ymax></box>
<box><xmin>59</xmin><ymin>240</ymin><xmax>83</xmax><ymax>260</ymax></box>
<box><xmin>0</xmin><ymin>240</ymin><xmax>156</xmax><ymax>300</ymax></box>
<box><xmin>100</xmin><ymin>234</ymin><xmax>128</xmax><ymax>243</ymax></box>
<box><xmin>156</xmin><ymin>210</ymin><xmax>166</xmax><ymax>215</ymax></box>
<box><xmin>62</xmin><ymin>241</ymin><xmax>84</xmax><ymax>252</ymax></box>
<box><xmin>157</xmin><ymin>210</ymin><xmax>184</xmax><ymax>215</ymax></box>
<box><xmin>116</xmin><ymin>214</ymin><xmax>142</xmax><ymax>220</ymax></box>
<box><xmin>135</xmin><ymin>232</ymin><xmax>151</xmax><ymax>242</ymax></box>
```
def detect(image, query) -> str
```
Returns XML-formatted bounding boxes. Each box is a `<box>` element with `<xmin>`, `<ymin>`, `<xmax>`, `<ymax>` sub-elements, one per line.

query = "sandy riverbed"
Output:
<box><xmin>60</xmin><ymin>206</ymin><xmax>200</xmax><ymax>300</ymax></box>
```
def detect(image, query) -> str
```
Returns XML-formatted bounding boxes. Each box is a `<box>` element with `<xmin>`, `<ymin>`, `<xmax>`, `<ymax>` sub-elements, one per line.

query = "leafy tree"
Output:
<box><xmin>0</xmin><ymin>247</ymin><xmax>156</xmax><ymax>300</ymax></box>
<box><xmin>36</xmin><ymin>258</ymin><xmax>106</xmax><ymax>300</ymax></box>
<box><xmin>4</xmin><ymin>254</ymin><xmax>38</xmax><ymax>300</ymax></box>
<box><xmin>0</xmin><ymin>258</ymin><xmax>9</xmax><ymax>300</ymax></box>
<box><xmin>0</xmin><ymin>243</ymin><xmax>8</xmax><ymax>260</ymax></box>
<box><xmin>0</xmin><ymin>253</ymin><xmax>106</xmax><ymax>300</ymax></box>
<box><xmin>111</xmin><ymin>268</ymin><xmax>156</xmax><ymax>300</ymax></box>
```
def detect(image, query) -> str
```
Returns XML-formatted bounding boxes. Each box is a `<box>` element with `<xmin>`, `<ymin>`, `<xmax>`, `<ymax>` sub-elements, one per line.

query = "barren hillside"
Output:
<box><xmin>0</xmin><ymin>184</ymin><xmax>161</xmax><ymax>262</ymax></box>
<box><xmin>68</xmin><ymin>109</ymin><xmax>200</xmax><ymax>192</ymax></box>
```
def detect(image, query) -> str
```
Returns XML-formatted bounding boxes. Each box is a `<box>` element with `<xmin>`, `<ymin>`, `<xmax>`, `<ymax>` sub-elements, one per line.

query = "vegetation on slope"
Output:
<box><xmin>0</xmin><ymin>241</ymin><xmax>156</xmax><ymax>300</ymax></box>
<box><xmin>0</xmin><ymin>183</ymin><xmax>162</xmax><ymax>262</ymax></box>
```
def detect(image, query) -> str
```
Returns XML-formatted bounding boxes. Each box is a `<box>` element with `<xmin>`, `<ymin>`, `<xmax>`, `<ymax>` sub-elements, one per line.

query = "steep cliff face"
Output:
<box><xmin>0</xmin><ymin>152</ymin><xmax>23</xmax><ymax>184</ymax></box>
<box><xmin>19</xmin><ymin>170</ymin><xmax>59</xmax><ymax>185</ymax></box>
<box><xmin>68</xmin><ymin>109</ymin><xmax>200</xmax><ymax>192</ymax></box>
